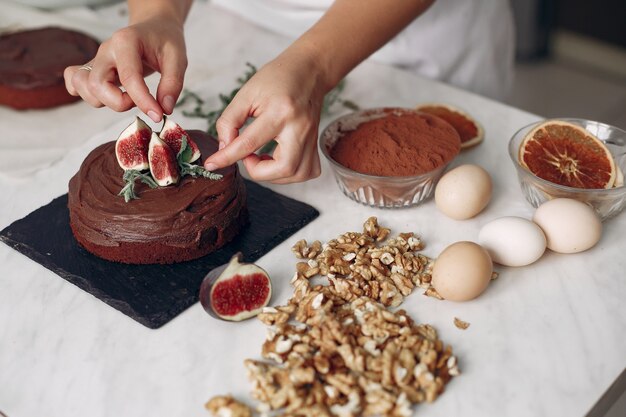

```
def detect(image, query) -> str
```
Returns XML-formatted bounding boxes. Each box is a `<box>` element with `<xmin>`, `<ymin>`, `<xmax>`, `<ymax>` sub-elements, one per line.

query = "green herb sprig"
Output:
<box><xmin>321</xmin><ymin>78</ymin><xmax>360</xmax><ymax>115</ymax></box>
<box><xmin>178</xmin><ymin>62</ymin><xmax>257</xmax><ymax>137</ymax></box>
<box><xmin>176</xmin><ymin>136</ymin><xmax>223</xmax><ymax>180</ymax></box>
<box><xmin>175</xmin><ymin>90</ymin><xmax>204</xmax><ymax>108</ymax></box>
<box><xmin>118</xmin><ymin>169</ymin><xmax>158</xmax><ymax>202</ymax></box>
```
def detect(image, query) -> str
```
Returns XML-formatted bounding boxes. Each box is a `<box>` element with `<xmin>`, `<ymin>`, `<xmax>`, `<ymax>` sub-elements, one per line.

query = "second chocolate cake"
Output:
<box><xmin>0</xmin><ymin>27</ymin><xmax>99</xmax><ymax>110</ymax></box>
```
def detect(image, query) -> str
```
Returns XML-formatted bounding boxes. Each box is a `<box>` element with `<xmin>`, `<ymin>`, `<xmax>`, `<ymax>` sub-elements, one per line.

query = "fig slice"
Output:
<box><xmin>148</xmin><ymin>132</ymin><xmax>180</xmax><ymax>186</ymax></box>
<box><xmin>115</xmin><ymin>117</ymin><xmax>152</xmax><ymax>171</ymax></box>
<box><xmin>159</xmin><ymin>116</ymin><xmax>201</xmax><ymax>163</ymax></box>
<box><xmin>199</xmin><ymin>253</ymin><xmax>272</xmax><ymax>322</ymax></box>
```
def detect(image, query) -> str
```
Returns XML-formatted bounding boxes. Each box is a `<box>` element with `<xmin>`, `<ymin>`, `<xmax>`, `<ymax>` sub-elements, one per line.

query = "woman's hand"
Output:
<box><xmin>204</xmin><ymin>48</ymin><xmax>327</xmax><ymax>184</ymax></box>
<box><xmin>64</xmin><ymin>17</ymin><xmax>187</xmax><ymax>122</ymax></box>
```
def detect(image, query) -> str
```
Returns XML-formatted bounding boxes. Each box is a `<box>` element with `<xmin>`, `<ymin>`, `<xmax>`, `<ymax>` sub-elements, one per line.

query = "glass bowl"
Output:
<box><xmin>508</xmin><ymin>118</ymin><xmax>626</xmax><ymax>221</ymax></box>
<box><xmin>319</xmin><ymin>108</ymin><xmax>455</xmax><ymax>208</ymax></box>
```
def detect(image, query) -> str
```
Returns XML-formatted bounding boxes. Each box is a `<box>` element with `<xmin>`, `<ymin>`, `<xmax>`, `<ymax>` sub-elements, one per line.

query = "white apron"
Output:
<box><xmin>211</xmin><ymin>0</ymin><xmax>515</xmax><ymax>100</ymax></box>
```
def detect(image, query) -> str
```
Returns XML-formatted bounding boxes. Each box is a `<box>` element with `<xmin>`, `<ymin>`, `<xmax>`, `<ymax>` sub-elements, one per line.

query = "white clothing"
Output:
<box><xmin>212</xmin><ymin>0</ymin><xmax>515</xmax><ymax>100</ymax></box>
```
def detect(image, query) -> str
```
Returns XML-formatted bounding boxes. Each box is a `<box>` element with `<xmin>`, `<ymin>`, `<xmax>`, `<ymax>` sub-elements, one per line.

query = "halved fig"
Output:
<box><xmin>199</xmin><ymin>253</ymin><xmax>272</xmax><ymax>322</ymax></box>
<box><xmin>159</xmin><ymin>116</ymin><xmax>201</xmax><ymax>163</ymax></box>
<box><xmin>148</xmin><ymin>132</ymin><xmax>179</xmax><ymax>186</ymax></box>
<box><xmin>115</xmin><ymin>117</ymin><xmax>152</xmax><ymax>170</ymax></box>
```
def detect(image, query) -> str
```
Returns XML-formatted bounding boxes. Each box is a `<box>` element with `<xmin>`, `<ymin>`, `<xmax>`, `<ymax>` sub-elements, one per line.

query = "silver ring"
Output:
<box><xmin>78</xmin><ymin>64</ymin><xmax>93</xmax><ymax>72</ymax></box>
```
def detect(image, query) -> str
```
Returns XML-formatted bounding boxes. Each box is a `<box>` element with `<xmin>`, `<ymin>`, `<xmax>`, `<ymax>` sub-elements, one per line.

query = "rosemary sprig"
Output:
<box><xmin>338</xmin><ymin>98</ymin><xmax>360</xmax><ymax>111</ymax></box>
<box><xmin>176</xmin><ymin>90</ymin><xmax>204</xmax><ymax>108</ymax></box>
<box><xmin>180</xmin><ymin>163</ymin><xmax>223</xmax><ymax>179</ymax></box>
<box><xmin>321</xmin><ymin>80</ymin><xmax>343</xmax><ymax>114</ymax></box>
<box><xmin>176</xmin><ymin>136</ymin><xmax>223</xmax><ymax>180</ymax></box>
<box><xmin>257</xmin><ymin>140</ymin><xmax>278</xmax><ymax>155</ymax></box>
<box><xmin>118</xmin><ymin>169</ymin><xmax>158</xmax><ymax>202</ymax></box>
<box><xmin>178</xmin><ymin>63</ymin><xmax>257</xmax><ymax>137</ymax></box>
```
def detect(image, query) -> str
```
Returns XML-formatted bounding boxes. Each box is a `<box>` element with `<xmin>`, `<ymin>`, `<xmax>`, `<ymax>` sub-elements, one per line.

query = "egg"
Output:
<box><xmin>478</xmin><ymin>217</ymin><xmax>546</xmax><ymax>266</ymax></box>
<box><xmin>435</xmin><ymin>164</ymin><xmax>492</xmax><ymax>220</ymax></box>
<box><xmin>532</xmin><ymin>198</ymin><xmax>602</xmax><ymax>254</ymax></box>
<box><xmin>431</xmin><ymin>241</ymin><xmax>493</xmax><ymax>301</ymax></box>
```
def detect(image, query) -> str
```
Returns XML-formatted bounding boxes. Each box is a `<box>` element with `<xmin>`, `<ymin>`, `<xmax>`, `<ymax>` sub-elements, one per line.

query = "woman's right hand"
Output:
<box><xmin>64</xmin><ymin>17</ymin><xmax>187</xmax><ymax>123</ymax></box>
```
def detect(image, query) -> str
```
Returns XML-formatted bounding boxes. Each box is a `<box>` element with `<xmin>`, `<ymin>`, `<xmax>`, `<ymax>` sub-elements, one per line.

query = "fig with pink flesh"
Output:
<box><xmin>199</xmin><ymin>253</ymin><xmax>272</xmax><ymax>322</ymax></box>
<box><xmin>115</xmin><ymin>117</ymin><xmax>152</xmax><ymax>171</ymax></box>
<box><xmin>159</xmin><ymin>116</ymin><xmax>201</xmax><ymax>163</ymax></box>
<box><xmin>148</xmin><ymin>132</ymin><xmax>180</xmax><ymax>186</ymax></box>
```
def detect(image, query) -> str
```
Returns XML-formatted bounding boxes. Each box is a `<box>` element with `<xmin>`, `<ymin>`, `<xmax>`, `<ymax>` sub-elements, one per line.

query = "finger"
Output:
<box><xmin>72</xmin><ymin>70</ymin><xmax>104</xmax><ymax>108</ymax></box>
<box><xmin>310</xmin><ymin>154</ymin><xmax>322</xmax><ymax>178</ymax></box>
<box><xmin>269</xmin><ymin>157</ymin><xmax>317</xmax><ymax>184</ymax></box>
<box><xmin>88</xmin><ymin>58</ymin><xmax>134</xmax><ymax>112</ymax></box>
<box><xmin>241</xmin><ymin>136</ymin><xmax>304</xmax><ymax>182</ymax></box>
<box><xmin>205</xmin><ymin>116</ymin><xmax>280</xmax><ymax>171</ymax></box>
<box><xmin>114</xmin><ymin>43</ymin><xmax>162</xmax><ymax>122</ymax></box>
<box><xmin>156</xmin><ymin>48</ymin><xmax>187</xmax><ymax>114</ymax></box>
<box><xmin>241</xmin><ymin>155</ymin><xmax>285</xmax><ymax>182</ymax></box>
<box><xmin>255</xmin><ymin>126</ymin><xmax>321</xmax><ymax>183</ymax></box>
<box><xmin>64</xmin><ymin>65</ymin><xmax>80</xmax><ymax>96</ymax></box>
<box><xmin>99</xmin><ymin>84</ymin><xmax>135</xmax><ymax>112</ymax></box>
<box><xmin>215</xmin><ymin>94</ymin><xmax>256</xmax><ymax>148</ymax></box>
<box><xmin>261</xmin><ymin>155</ymin><xmax>311</xmax><ymax>184</ymax></box>
<box><xmin>303</xmin><ymin>132</ymin><xmax>322</xmax><ymax>179</ymax></box>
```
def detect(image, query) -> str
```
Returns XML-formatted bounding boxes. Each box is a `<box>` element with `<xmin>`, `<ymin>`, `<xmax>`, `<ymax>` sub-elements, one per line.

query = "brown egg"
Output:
<box><xmin>432</xmin><ymin>241</ymin><xmax>493</xmax><ymax>301</ymax></box>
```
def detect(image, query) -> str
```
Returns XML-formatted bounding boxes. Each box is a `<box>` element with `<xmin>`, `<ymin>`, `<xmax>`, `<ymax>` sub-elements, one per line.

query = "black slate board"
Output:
<box><xmin>0</xmin><ymin>181</ymin><xmax>318</xmax><ymax>329</ymax></box>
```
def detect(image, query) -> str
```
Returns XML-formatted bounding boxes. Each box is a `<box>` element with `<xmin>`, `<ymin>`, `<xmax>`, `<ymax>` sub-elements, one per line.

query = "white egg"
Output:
<box><xmin>532</xmin><ymin>198</ymin><xmax>602</xmax><ymax>254</ymax></box>
<box><xmin>435</xmin><ymin>164</ymin><xmax>492</xmax><ymax>220</ymax></box>
<box><xmin>478</xmin><ymin>217</ymin><xmax>546</xmax><ymax>266</ymax></box>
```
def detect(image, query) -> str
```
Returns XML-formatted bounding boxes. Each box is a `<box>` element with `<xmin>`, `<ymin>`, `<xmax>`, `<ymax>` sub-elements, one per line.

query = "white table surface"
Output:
<box><xmin>1</xmin><ymin>2</ymin><xmax>625</xmax><ymax>417</ymax></box>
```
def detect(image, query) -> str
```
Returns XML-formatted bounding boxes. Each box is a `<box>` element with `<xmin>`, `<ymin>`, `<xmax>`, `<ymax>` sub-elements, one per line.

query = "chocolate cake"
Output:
<box><xmin>0</xmin><ymin>27</ymin><xmax>99</xmax><ymax>110</ymax></box>
<box><xmin>68</xmin><ymin>130</ymin><xmax>248</xmax><ymax>264</ymax></box>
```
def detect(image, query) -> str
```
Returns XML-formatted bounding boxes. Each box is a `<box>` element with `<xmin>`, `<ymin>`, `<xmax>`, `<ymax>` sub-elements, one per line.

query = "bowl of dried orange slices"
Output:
<box><xmin>509</xmin><ymin>118</ymin><xmax>626</xmax><ymax>220</ymax></box>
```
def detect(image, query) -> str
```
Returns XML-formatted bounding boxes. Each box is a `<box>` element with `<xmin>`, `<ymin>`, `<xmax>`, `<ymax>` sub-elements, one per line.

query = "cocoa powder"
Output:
<box><xmin>330</xmin><ymin>110</ymin><xmax>461</xmax><ymax>177</ymax></box>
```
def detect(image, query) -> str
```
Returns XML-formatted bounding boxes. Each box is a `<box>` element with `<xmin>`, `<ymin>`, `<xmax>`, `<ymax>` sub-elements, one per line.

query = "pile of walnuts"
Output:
<box><xmin>206</xmin><ymin>217</ymin><xmax>458</xmax><ymax>417</ymax></box>
<box><xmin>290</xmin><ymin>216</ymin><xmax>440</xmax><ymax>307</ymax></box>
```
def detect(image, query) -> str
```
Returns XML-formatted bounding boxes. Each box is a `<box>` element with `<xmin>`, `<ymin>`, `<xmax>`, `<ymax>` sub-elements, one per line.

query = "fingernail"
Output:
<box><xmin>218</xmin><ymin>141</ymin><xmax>226</xmax><ymax>150</ymax></box>
<box><xmin>163</xmin><ymin>96</ymin><xmax>175</xmax><ymax>113</ymax></box>
<box><xmin>147</xmin><ymin>110</ymin><xmax>161</xmax><ymax>123</ymax></box>
<box><xmin>204</xmin><ymin>162</ymin><xmax>218</xmax><ymax>171</ymax></box>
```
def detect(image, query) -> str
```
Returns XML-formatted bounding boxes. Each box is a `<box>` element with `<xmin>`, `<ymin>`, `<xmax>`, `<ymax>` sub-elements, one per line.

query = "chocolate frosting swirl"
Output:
<box><xmin>68</xmin><ymin>131</ymin><xmax>246</xmax><ymax>249</ymax></box>
<box><xmin>0</xmin><ymin>27</ymin><xmax>99</xmax><ymax>89</ymax></box>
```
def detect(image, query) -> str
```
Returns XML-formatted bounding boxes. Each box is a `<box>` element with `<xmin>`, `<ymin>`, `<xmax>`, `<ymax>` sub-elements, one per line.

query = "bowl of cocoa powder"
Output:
<box><xmin>320</xmin><ymin>107</ymin><xmax>461</xmax><ymax>208</ymax></box>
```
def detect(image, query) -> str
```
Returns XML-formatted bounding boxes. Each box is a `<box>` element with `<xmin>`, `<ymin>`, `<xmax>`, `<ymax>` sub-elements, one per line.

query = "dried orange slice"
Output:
<box><xmin>519</xmin><ymin>120</ymin><xmax>616</xmax><ymax>189</ymax></box>
<box><xmin>416</xmin><ymin>103</ymin><xmax>484</xmax><ymax>149</ymax></box>
<box><xmin>615</xmin><ymin>166</ymin><xmax>624</xmax><ymax>188</ymax></box>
